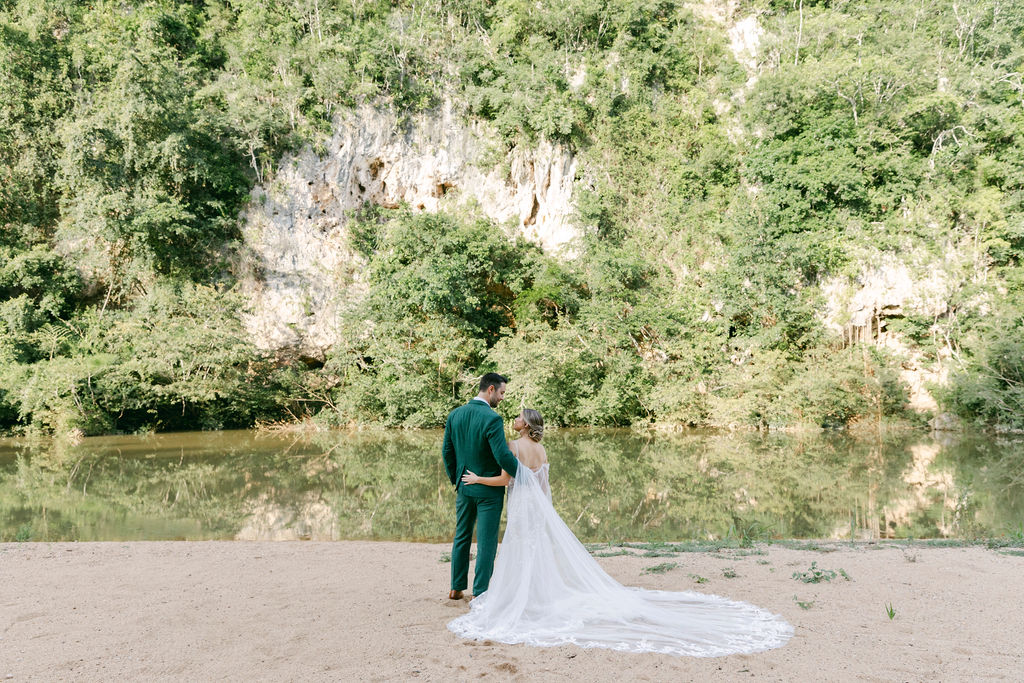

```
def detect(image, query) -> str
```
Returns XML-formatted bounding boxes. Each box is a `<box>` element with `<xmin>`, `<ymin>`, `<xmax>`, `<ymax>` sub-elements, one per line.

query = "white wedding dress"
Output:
<box><xmin>448</xmin><ymin>462</ymin><xmax>793</xmax><ymax>656</ymax></box>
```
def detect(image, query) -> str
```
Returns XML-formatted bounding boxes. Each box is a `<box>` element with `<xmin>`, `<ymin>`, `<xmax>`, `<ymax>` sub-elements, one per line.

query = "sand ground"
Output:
<box><xmin>1</xmin><ymin>541</ymin><xmax>1021</xmax><ymax>681</ymax></box>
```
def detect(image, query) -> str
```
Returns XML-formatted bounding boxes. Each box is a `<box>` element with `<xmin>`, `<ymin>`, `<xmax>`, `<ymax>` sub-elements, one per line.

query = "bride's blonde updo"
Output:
<box><xmin>522</xmin><ymin>408</ymin><xmax>544</xmax><ymax>442</ymax></box>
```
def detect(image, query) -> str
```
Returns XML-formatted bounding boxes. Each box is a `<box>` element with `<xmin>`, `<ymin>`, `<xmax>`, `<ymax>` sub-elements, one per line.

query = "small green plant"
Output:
<box><xmin>15</xmin><ymin>524</ymin><xmax>32</xmax><ymax>542</ymax></box>
<box><xmin>439</xmin><ymin>551</ymin><xmax>474</xmax><ymax>563</ymax></box>
<box><xmin>1002</xmin><ymin>522</ymin><xmax>1024</xmax><ymax>542</ymax></box>
<box><xmin>793</xmin><ymin>595</ymin><xmax>814</xmax><ymax>610</ymax></box>
<box><xmin>885</xmin><ymin>602</ymin><xmax>896</xmax><ymax>620</ymax></box>
<box><xmin>688</xmin><ymin>573</ymin><xmax>709</xmax><ymax>584</ymax></box>
<box><xmin>792</xmin><ymin>561</ymin><xmax>850</xmax><ymax>583</ymax></box>
<box><xmin>726</xmin><ymin>521</ymin><xmax>775</xmax><ymax>548</ymax></box>
<box><xmin>643</xmin><ymin>562</ymin><xmax>679</xmax><ymax>574</ymax></box>
<box><xmin>722</xmin><ymin>567</ymin><xmax>738</xmax><ymax>579</ymax></box>
<box><xmin>777</xmin><ymin>540</ymin><xmax>838</xmax><ymax>552</ymax></box>
<box><xmin>756</xmin><ymin>559</ymin><xmax>771</xmax><ymax>565</ymax></box>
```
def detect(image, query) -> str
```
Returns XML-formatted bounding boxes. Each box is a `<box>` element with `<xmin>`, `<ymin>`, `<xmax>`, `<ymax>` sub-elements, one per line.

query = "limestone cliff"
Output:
<box><xmin>237</xmin><ymin>101</ymin><xmax>578</xmax><ymax>360</ymax></box>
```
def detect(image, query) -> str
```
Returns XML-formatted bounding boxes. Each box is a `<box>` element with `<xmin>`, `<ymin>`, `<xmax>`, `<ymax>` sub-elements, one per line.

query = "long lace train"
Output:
<box><xmin>448</xmin><ymin>464</ymin><xmax>793</xmax><ymax>657</ymax></box>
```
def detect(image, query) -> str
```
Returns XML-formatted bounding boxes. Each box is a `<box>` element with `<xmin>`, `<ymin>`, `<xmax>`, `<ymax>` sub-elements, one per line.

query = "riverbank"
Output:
<box><xmin>2</xmin><ymin>541</ymin><xmax>1021</xmax><ymax>680</ymax></box>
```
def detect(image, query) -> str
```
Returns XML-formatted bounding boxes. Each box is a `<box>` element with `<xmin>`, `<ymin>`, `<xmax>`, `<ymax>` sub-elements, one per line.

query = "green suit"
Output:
<box><xmin>442</xmin><ymin>399</ymin><xmax>519</xmax><ymax>595</ymax></box>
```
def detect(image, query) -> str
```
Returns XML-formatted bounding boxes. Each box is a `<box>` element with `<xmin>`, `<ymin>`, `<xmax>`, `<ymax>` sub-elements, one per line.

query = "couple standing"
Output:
<box><xmin>441</xmin><ymin>373</ymin><xmax>794</xmax><ymax>657</ymax></box>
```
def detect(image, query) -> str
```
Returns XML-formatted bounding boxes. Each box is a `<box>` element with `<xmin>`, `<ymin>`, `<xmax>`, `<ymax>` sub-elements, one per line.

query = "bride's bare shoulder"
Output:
<box><xmin>528</xmin><ymin>442</ymin><xmax>548</xmax><ymax>470</ymax></box>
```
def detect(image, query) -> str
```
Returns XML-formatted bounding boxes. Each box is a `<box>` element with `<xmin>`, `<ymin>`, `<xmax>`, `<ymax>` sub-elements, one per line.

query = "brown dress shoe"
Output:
<box><xmin>448</xmin><ymin>590</ymin><xmax>464</xmax><ymax>600</ymax></box>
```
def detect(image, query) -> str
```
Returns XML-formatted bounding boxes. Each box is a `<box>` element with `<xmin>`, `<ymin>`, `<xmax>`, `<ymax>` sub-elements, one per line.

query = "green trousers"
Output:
<box><xmin>451</xmin><ymin>492</ymin><xmax>504</xmax><ymax>596</ymax></box>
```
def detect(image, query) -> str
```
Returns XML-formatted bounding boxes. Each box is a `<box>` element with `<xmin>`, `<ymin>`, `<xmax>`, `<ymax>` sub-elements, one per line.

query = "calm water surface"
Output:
<box><xmin>1</xmin><ymin>428</ymin><xmax>1022</xmax><ymax>542</ymax></box>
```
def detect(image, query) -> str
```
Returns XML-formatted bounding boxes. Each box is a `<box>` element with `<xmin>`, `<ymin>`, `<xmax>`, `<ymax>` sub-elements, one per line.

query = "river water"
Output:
<box><xmin>1</xmin><ymin>428</ymin><xmax>1021</xmax><ymax>542</ymax></box>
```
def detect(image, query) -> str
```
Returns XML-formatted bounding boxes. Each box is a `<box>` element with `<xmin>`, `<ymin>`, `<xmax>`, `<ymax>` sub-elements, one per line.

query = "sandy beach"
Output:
<box><xmin>1</xmin><ymin>541</ymin><xmax>1021</xmax><ymax>681</ymax></box>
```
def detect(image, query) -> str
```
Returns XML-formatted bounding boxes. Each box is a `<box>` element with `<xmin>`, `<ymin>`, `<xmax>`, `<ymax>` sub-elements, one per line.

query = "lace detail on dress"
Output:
<box><xmin>449</xmin><ymin>461</ymin><xmax>793</xmax><ymax>657</ymax></box>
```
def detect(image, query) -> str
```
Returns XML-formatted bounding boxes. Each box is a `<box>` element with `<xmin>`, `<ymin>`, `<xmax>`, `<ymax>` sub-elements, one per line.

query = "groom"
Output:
<box><xmin>442</xmin><ymin>372</ymin><xmax>519</xmax><ymax>600</ymax></box>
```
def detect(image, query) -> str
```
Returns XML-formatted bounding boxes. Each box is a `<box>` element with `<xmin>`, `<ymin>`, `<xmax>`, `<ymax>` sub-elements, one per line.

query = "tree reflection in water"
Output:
<box><xmin>1</xmin><ymin>429</ymin><xmax>1022</xmax><ymax>542</ymax></box>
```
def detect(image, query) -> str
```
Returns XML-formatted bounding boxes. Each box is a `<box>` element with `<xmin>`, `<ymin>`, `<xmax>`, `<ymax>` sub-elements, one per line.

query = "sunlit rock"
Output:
<box><xmin>819</xmin><ymin>252</ymin><xmax>960</xmax><ymax>412</ymax></box>
<box><xmin>237</xmin><ymin>101</ymin><xmax>578</xmax><ymax>357</ymax></box>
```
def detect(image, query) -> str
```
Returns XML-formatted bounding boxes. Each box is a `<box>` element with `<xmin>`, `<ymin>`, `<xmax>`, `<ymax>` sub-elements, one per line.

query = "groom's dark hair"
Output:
<box><xmin>479</xmin><ymin>372</ymin><xmax>508</xmax><ymax>392</ymax></box>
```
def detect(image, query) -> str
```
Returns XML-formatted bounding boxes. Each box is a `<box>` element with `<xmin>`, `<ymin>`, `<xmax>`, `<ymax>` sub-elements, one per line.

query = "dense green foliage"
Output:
<box><xmin>1</xmin><ymin>0</ymin><xmax>1022</xmax><ymax>434</ymax></box>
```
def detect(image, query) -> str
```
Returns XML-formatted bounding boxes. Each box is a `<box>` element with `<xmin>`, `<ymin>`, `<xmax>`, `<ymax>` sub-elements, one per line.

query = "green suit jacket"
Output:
<box><xmin>442</xmin><ymin>400</ymin><xmax>519</xmax><ymax>498</ymax></box>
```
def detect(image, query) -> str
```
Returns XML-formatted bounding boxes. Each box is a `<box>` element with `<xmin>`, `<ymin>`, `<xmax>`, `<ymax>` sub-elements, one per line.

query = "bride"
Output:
<box><xmin>447</xmin><ymin>409</ymin><xmax>793</xmax><ymax>657</ymax></box>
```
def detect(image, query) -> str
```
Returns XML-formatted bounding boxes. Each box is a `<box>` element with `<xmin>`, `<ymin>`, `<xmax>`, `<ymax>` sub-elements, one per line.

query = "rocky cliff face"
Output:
<box><xmin>818</xmin><ymin>248</ymin><xmax>977</xmax><ymax>416</ymax></box>
<box><xmin>237</xmin><ymin>101</ymin><xmax>578</xmax><ymax>360</ymax></box>
<box><xmin>819</xmin><ymin>253</ymin><xmax>953</xmax><ymax>345</ymax></box>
